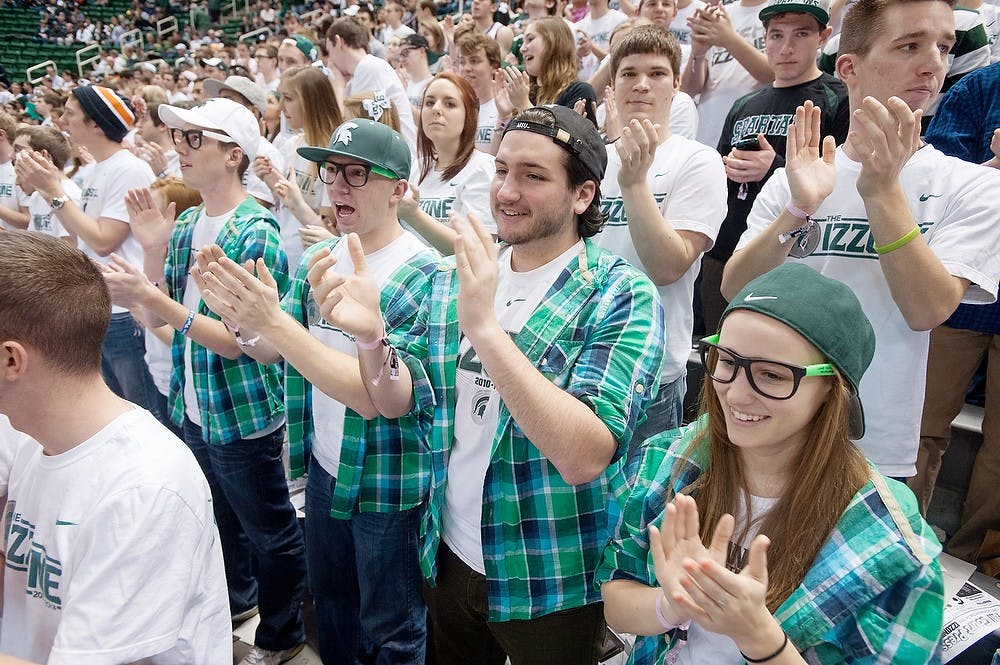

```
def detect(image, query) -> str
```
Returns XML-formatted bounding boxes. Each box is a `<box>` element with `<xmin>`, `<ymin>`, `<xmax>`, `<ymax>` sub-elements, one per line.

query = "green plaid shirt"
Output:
<box><xmin>165</xmin><ymin>198</ymin><xmax>288</xmax><ymax>444</ymax></box>
<box><xmin>397</xmin><ymin>239</ymin><xmax>666</xmax><ymax>621</ymax></box>
<box><xmin>596</xmin><ymin>417</ymin><xmax>945</xmax><ymax>664</ymax></box>
<box><xmin>283</xmin><ymin>235</ymin><xmax>439</xmax><ymax>518</ymax></box>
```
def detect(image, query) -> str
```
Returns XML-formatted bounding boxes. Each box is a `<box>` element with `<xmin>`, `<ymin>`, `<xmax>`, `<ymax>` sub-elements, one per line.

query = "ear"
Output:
<box><xmin>835</xmin><ymin>52</ymin><xmax>858</xmax><ymax>86</ymax></box>
<box><xmin>390</xmin><ymin>177</ymin><xmax>408</xmax><ymax>204</ymax></box>
<box><xmin>0</xmin><ymin>340</ymin><xmax>30</xmax><ymax>383</ymax></box>
<box><xmin>572</xmin><ymin>179</ymin><xmax>597</xmax><ymax>216</ymax></box>
<box><xmin>818</xmin><ymin>25</ymin><xmax>833</xmax><ymax>47</ymax></box>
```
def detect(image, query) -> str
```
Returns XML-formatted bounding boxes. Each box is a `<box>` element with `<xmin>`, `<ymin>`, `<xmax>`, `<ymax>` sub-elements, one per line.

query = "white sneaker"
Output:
<box><xmin>237</xmin><ymin>643</ymin><xmax>305</xmax><ymax>665</ymax></box>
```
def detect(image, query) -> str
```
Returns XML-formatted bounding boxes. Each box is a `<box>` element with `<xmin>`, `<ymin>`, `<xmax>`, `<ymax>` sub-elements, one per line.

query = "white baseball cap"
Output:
<box><xmin>157</xmin><ymin>98</ymin><xmax>260</xmax><ymax>161</ymax></box>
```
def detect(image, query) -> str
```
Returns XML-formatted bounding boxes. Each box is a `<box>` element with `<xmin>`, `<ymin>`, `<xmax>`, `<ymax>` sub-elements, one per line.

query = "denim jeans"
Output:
<box><xmin>627</xmin><ymin>373</ymin><xmax>687</xmax><ymax>473</ymax></box>
<box><xmin>305</xmin><ymin>458</ymin><xmax>427</xmax><ymax>665</ymax></box>
<box><xmin>182</xmin><ymin>418</ymin><xmax>307</xmax><ymax>651</ymax></box>
<box><xmin>102</xmin><ymin>311</ymin><xmax>160</xmax><ymax>415</ymax></box>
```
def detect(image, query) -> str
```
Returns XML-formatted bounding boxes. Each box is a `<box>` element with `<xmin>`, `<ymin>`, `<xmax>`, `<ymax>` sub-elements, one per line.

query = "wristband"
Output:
<box><xmin>179</xmin><ymin>309</ymin><xmax>196</xmax><ymax>336</ymax></box>
<box><xmin>873</xmin><ymin>226</ymin><xmax>920</xmax><ymax>255</ymax></box>
<box><xmin>355</xmin><ymin>322</ymin><xmax>386</xmax><ymax>350</ymax></box>
<box><xmin>741</xmin><ymin>632</ymin><xmax>788</xmax><ymax>663</ymax></box>
<box><xmin>655</xmin><ymin>593</ymin><xmax>678</xmax><ymax>631</ymax></box>
<box><xmin>785</xmin><ymin>202</ymin><xmax>811</xmax><ymax>220</ymax></box>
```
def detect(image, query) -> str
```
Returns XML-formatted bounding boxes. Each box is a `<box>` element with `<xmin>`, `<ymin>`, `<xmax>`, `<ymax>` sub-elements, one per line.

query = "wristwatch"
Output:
<box><xmin>50</xmin><ymin>196</ymin><xmax>68</xmax><ymax>210</ymax></box>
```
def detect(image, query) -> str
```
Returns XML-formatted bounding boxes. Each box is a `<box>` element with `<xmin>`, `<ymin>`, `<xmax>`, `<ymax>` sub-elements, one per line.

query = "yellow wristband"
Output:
<box><xmin>873</xmin><ymin>226</ymin><xmax>920</xmax><ymax>255</ymax></box>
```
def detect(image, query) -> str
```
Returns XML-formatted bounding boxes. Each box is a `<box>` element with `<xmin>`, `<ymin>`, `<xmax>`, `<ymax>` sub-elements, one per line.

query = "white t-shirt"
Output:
<box><xmin>277</xmin><ymin>134</ymin><xmax>324</xmax><ymax>272</ymax></box>
<box><xmin>0</xmin><ymin>160</ymin><xmax>22</xmax><ymax>230</ymax></box>
<box><xmin>182</xmin><ymin>207</ymin><xmax>237</xmax><ymax>426</ymax></box>
<box><xmin>676</xmin><ymin>493</ymin><xmax>778</xmax><ymax>665</ymax></box>
<box><xmin>145</xmin><ymin>329</ymin><xmax>173</xmax><ymax>398</ymax></box>
<box><xmin>345</xmin><ymin>54</ymin><xmax>419</xmax><ymax>153</ymax></box>
<box><xmin>596</xmin><ymin>134</ymin><xmax>726</xmax><ymax>383</ymax></box>
<box><xmin>476</xmin><ymin>98</ymin><xmax>499</xmax><ymax>152</ymax></box>
<box><xmin>443</xmin><ymin>240</ymin><xmax>584</xmax><ymax>573</ymax></box>
<box><xmin>309</xmin><ymin>230</ymin><xmax>430</xmax><ymax>476</ymax></box>
<box><xmin>415</xmin><ymin>149</ymin><xmax>497</xmax><ymax>240</ymax></box>
<box><xmin>0</xmin><ymin>408</ymin><xmax>231</xmax><ymax>665</ymax></box>
<box><xmin>0</xmin><ymin>414</ymin><xmax>24</xmax><ymax>499</ymax></box>
<box><xmin>981</xmin><ymin>3</ymin><xmax>1000</xmax><ymax>63</ymax></box>
<box><xmin>79</xmin><ymin>149</ymin><xmax>156</xmax><ymax>313</ymax></box>
<box><xmin>737</xmin><ymin>146</ymin><xmax>1000</xmax><ymax>477</ymax></box>
<box><xmin>407</xmin><ymin>75</ymin><xmax>432</xmax><ymax>109</ymax></box>
<box><xmin>671</xmin><ymin>0</ymin><xmax>707</xmax><ymax>55</ymax></box>
<box><xmin>694</xmin><ymin>1</ymin><xmax>767</xmax><ymax>148</ymax></box>
<box><xmin>27</xmin><ymin>179</ymin><xmax>82</xmax><ymax>239</ymax></box>
<box><xmin>596</xmin><ymin>90</ymin><xmax>699</xmax><ymax>140</ymax></box>
<box><xmin>576</xmin><ymin>9</ymin><xmax>629</xmax><ymax>80</ymax></box>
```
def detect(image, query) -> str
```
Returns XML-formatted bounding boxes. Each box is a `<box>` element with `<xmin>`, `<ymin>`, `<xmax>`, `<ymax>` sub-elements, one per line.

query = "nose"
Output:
<box><xmin>632</xmin><ymin>73</ymin><xmax>651</xmax><ymax>91</ymax></box>
<box><xmin>917</xmin><ymin>43</ymin><xmax>947</xmax><ymax>77</ymax></box>
<box><xmin>494</xmin><ymin>172</ymin><xmax>519</xmax><ymax>204</ymax></box>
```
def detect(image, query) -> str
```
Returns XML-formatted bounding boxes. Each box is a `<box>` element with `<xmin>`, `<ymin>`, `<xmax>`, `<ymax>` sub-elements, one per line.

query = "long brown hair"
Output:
<box><xmin>526</xmin><ymin>17</ymin><xmax>580</xmax><ymax>105</ymax></box>
<box><xmin>280</xmin><ymin>66</ymin><xmax>343</xmax><ymax>152</ymax></box>
<box><xmin>680</xmin><ymin>368</ymin><xmax>869</xmax><ymax>612</ymax></box>
<box><xmin>417</xmin><ymin>71</ymin><xmax>478</xmax><ymax>183</ymax></box>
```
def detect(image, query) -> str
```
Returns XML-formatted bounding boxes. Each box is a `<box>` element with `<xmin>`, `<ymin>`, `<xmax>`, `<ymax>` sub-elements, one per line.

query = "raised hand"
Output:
<box><xmin>14</xmin><ymin>150</ymin><xmax>62</xmax><ymax>199</ymax></box>
<box><xmin>616</xmin><ymin>118</ymin><xmax>660</xmax><ymax>189</ymax></box>
<box><xmin>100</xmin><ymin>253</ymin><xmax>158</xmax><ymax>309</ymax></box>
<box><xmin>848</xmin><ymin>96</ymin><xmax>921</xmax><ymax>201</ymax></box>
<box><xmin>648</xmin><ymin>493</ymin><xmax>732</xmax><ymax>627</ymax></box>
<box><xmin>138</xmin><ymin>140</ymin><xmax>169</xmax><ymax>176</ymax></box>
<box><xmin>785</xmin><ymin>101</ymin><xmax>837</xmax><ymax>215</ymax></box>
<box><xmin>125</xmin><ymin>187</ymin><xmax>176</xmax><ymax>252</ymax></box>
<box><xmin>306</xmin><ymin>233</ymin><xmax>384</xmax><ymax>344</ymax></box>
<box><xmin>198</xmin><ymin>253</ymin><xmax>284</xmax><ymax>335</ymax></box>
<box><xmin>453</xmin><ymin>211</ymin><xmax>499</xmax><ymax>340</ymax></box>
<box><xmin>492</xmin><ymin>69</ymin><xmax>515</xmax><ymax>120</ymax></box>
<box><xmin>674</xmin><ymin>533</ymin><xmax>780</xmax><ymax>653</ymax></box>
<box><xmin>502</xmin><ymin>65</ymin><xmax>532</xmax><ymax>113</ymax></box>
<box><xmin>397</xmin><ymin>181</ymin><xmax>421</xmax><ymax>222</ymax></box>
<box><xmin>299</xmin><ymin>224</ymin><xmax>334</xmax><ymax>249</ymax></box>
<box><xmin>252</xmin><ymin>155</ymin><xmax>281</xmax><ymax>189</ymax></box>
<box><xmin>603</xmin><ymin>85</ymin><xmax>621</xmax><ymax>141</ymax></box>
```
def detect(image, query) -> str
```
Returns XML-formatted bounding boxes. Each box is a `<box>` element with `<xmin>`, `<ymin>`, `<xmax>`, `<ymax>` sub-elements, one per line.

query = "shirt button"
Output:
<box><xmin>634</xmin><ymin>383</ymin><xmax>644</xmax><ymax>394</ymax></box>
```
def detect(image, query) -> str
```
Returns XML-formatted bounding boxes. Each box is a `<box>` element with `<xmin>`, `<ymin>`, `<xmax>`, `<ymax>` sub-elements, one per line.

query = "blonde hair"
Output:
<box><xmin>526</xmin><ymin>18</ymin><xmax>580</xmax><ymax>105</ymax></box>
<box><xmin>343</xmin><ymin>92</ymin><xmax>402</xmax><ymax>132</ymax></box>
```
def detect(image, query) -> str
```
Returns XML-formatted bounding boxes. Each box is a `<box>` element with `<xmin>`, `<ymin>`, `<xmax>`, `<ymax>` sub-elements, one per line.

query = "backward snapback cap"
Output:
<box><xmin>503</xmin><ymin>104</ymin><xmax>607</xmax><ymax>183</ymax></box>
<box><xmin>758</xmin><ymin>0</ymin><xmax>831</xmax><ymax>26</ymax></box>
<box><xmin>721</xmin><ymin>263</ymin><xmax>876</xmax><ymax>440</ymax></box>
<box><xmin>297</xmin><ymin>119</ymin><xmax>411</xmax><ymax>181</ymax></box>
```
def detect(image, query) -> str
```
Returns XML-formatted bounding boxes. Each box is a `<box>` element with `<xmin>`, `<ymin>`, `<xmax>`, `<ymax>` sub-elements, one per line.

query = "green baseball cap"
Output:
<box><xmin>758</xmin><ymin>0</ymin><xmax>831</xmax><ymax>26</ymax></box>
<box><xmin>297</xmin><ymin>119</ymin><xmax>411</xmax><ymax>181</ymax></box>
<box><xmin>721</xmin><ymin>263</ymin><xmax>875</xmax><ymax>439</ymax></box>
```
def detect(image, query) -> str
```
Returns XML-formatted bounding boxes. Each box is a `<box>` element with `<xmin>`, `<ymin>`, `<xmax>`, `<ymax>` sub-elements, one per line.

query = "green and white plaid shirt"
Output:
<box><xmin>165</xmin><ymin>198</ymin><xmax>288</xmax><ymax>444</ymax></box>
<box><xmin>397</xmin><ymin>239</ymin><xmax>666</xmax><ymax>621</ymax></box>
<box><xmin>283</xmin><ymin>235</ymin><xmax>439</xmax><ymax>518</ymax></box>
<box><xmin>596</xmin><ymin>417</ymin><xmax>945</xmax><ymax>664</ymax></box>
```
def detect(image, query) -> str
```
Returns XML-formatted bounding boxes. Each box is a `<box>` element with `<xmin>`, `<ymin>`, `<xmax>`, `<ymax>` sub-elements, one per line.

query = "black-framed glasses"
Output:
<box><xmin>170</xmin><ymin>127</ymin><xmax>233</xmax><ymax>150</ymax></box>
<box><xmin>698</xmin><ymin>334</ymin><xmax>836</xmax><ymax>400</ymax></box>
<box><xmin>319</xmin><ymin>161</ymin><xmax>395</xmax><ymax>187</ymax></box>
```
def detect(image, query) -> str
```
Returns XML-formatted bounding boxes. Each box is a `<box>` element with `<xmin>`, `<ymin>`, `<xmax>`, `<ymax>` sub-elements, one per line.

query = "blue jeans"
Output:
<box><xmin>182</xmin><ymin>419</ymin><xmax>307</xmax><ymax>651</ymax></box>
<box><xmin>305</xmin><ymin>458</ymin><xmax>426</xmax><ymax>665</ymax></box>
<box><xmin>102</xmin><ymin>311</ymin><xmax>160</xmax><ymax>415</ymax></box>
<box><xmin>627</xmin><ymin>374</ymin><xmax>687</xmax><ymax>474</ymax></box>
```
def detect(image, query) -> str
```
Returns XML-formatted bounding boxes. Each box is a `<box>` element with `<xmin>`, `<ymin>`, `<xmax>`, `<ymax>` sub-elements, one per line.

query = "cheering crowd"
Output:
<box><xmin>1</xmin><ymin>0</ymin><xmax>1000</xmax><ymax>662</ymax></box>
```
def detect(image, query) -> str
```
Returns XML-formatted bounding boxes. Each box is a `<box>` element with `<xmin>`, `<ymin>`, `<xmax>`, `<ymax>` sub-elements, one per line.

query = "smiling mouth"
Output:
<box><xmin>730</xmin><ymin>407</ymin><xmax>769</xmax><ymax>423</ymax></box>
